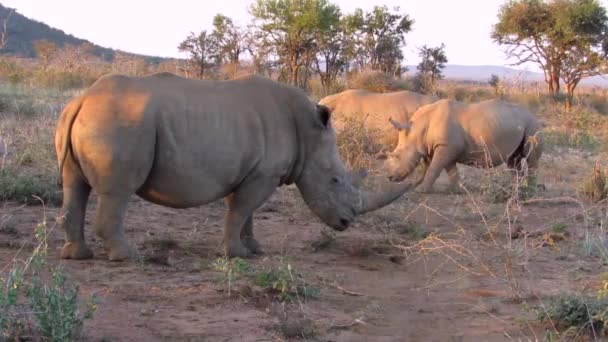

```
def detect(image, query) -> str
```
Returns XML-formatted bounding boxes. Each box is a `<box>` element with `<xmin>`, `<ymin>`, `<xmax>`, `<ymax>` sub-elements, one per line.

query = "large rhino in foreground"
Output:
<box><xmin>318</xmin><ymin>89</ymin><xmax>439</xmax><ymax>147</ymax></box>
<box><xmin>385</xmin><ymin>99</ymin><xmax>542</xmax><ymax>192</ymax></box>
<box><xmin>55</xmin><ymin>72</ymin><xmax>412</xmax><ymax>261</ymax></box>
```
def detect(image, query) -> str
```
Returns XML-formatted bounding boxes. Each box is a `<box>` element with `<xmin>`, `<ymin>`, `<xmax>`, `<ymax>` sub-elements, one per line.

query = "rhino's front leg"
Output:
<box><xmin>419</xmin><ymin>146</ymin><xmax>458</xmax><ymax>193</ymax></box>
<box><xmin>223</xmin><ymin>178</ymin><xmax>277</xmax><ymax>258</ymax></box>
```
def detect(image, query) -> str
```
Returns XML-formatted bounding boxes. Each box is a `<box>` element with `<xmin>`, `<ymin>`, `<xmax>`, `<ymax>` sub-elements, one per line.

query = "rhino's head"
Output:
<box><xmin>296</xmin><ymin>105</ymin><xmax>412</xmax><ymax>231</ymax></box>
<box><xmin>385</xmin><ymin>118</ymin><xmax>424</xmax><ymax>182</ymax></box>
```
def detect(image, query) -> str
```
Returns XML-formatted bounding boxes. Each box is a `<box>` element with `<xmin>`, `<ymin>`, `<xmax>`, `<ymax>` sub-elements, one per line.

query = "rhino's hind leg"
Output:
<box><xmin>445</xmin><ymin>163</ymin><xmax>461</xmax><ymax>193</ymax></box>
<box><xmin>59</xmin><ymin>163</ymin><xmax>93</xmax><ymax>260</ymax></box>
<box><xmin>223</xmin><ymin>178</ymin><xmax>277</xmax><ymax>258</ymax></box>
<box><xmin>241</xmin><ymin>216</ymin><xmax>263</xmax><ymax>254</ymax></box>
<box><xmin>93</xmin><ymin>194</ymin><xmax>132</xmax><ymax>261</ymax></box>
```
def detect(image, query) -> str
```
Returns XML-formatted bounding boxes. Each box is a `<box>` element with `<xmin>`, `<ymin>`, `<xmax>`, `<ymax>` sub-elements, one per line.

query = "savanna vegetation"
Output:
<box><xmin>1</xmin><ymin>0</ymin><xmax>608</xmax><ymax>340</ymax></box>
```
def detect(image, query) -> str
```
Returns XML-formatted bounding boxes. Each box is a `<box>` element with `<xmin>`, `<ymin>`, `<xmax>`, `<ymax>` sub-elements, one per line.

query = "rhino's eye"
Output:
<box><xmin>331</xmin><ymin>176</ymin><xmax>341</xmax><ymax>185</ymax></box>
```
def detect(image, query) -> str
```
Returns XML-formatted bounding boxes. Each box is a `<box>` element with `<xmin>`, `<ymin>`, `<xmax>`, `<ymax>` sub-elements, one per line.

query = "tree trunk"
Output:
<box><xmin>290</xmin><ymin>53</ymin><xmax>299</xmax><ymax>86</ymax></box>
<box><xmin>565</xmin><ymin>81</ymin><xmax>577</xmax><ymax>111</ymax></box>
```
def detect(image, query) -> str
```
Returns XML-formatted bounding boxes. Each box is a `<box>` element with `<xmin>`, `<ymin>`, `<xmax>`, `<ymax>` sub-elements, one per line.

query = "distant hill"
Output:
<box><xmin>0</xmin><ymin>3</ymin><xmax>168</xmax><ymax>63</ymax></box>
<box><xmin>406</xmin><ymin>64</ymin><xmax>608</xmax><ymax>88</ymax></box>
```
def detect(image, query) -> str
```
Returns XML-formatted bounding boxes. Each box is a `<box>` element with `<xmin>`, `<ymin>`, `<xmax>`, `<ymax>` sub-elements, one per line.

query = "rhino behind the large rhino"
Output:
<box><xmin>385</xmin><ymin>98</ymin><xmax>542</xmax><ymax>192</ymax></box>
<box><xmin>318</xmin><ymin>89</ymin><xmax>439</xmax><ymax>147</ymax></box>
<box><xmin>55</xmin><ymin>72</ymin><xmax>412</xmax><ymax>261</ymax></box>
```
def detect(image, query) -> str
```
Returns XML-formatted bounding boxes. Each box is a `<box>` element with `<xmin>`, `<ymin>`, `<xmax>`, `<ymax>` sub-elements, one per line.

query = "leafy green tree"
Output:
<box><xmin>343</xmin><ymin>5</ymin><xmax>414</xmax><ymax>75</ymax></box>
<box><xmin>211</xmin><ymin>14</ymin><xmax>248</xmax><ymax>65</ymax></box>
<box><xmin>414</xmin><ymin>43</ymin><xmax>448</xmax><ymax>94</ymax></box>
<box><xmin>492</xmin><ymin>0</ymin><xmax>608</xmax><ymax>108</ymax></box>
<box><xmin>249</xmin><ymin>0</ymin><xmax>340</xmax><ymax>86</ymax></box>
<box><xmin>313</xmin><ymin>8</ymin><xmax>346</xmax><ymax>94</ymax></box>
<box><xmin>178</xmin><ymin>31</ymin><xmax>218</xmax><ymax>79</ymax></box>
<box><xmin>488</xmin><ymin>74</ymin><xmax>503</xmax><ymax>95</ymax></box>
<box><xmin>555</xmin><ymin>0</ymin><xmax>608</xmax><ymax>108</ymax></box>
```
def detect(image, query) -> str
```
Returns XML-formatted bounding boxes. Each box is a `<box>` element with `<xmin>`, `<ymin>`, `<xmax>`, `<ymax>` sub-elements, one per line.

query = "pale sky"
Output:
<box><xmin>4</xmin><ymin>0</ymin><xmax>608</xmax><ymax>70</ymax></box>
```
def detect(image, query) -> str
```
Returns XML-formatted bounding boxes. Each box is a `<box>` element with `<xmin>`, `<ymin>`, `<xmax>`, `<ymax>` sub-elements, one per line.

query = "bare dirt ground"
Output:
<box><xmin>2</xmin><ymin>150</ymin><xmax>608</xmax><ymax>341</ymax></box>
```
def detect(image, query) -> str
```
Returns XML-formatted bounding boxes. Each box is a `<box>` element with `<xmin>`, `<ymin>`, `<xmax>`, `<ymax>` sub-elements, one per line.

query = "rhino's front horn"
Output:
<box><xmin>389</xmin><ymin>118</ymin><xmax>412</xmax><ymax>131</ymax></box>
<box><xmin>356</xmin><ymin>181</ymin><xmax>413</xmax><ymax>214</ymax></box>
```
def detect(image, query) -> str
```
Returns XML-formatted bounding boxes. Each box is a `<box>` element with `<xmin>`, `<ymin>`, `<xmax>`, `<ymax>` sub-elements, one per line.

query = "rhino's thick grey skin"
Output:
<box><xmin>318</xmin><ymin>89</ymin><xmax>439</xmax><ymax>147</ymax></box>
<box><xmin>55</xmin><ymin>72</ymin><xmax>412</xmax><ymax>261</ymax></box>
<box><xmin>385</xmin><ymin>99</ymin><xmax>543</xmax><ymax>193</ymax></box>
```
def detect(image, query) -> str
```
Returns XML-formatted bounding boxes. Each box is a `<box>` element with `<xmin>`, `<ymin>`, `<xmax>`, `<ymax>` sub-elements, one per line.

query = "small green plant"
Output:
<box><xmin>255</xmin><ymin>262</ymin><xmax>320</xmax><ymax>301</ymax></box>
<box><xmin>213</xmin><ymin>257</ymin><xmax>320</xmax><ymax>302</ymax></box>
<box><xmin>0</xmin><ymin>221</ymin><xmax>97</xmax><ymax>341</ymax></box>
<box><xmin>213</xmin><ymin>257</ymin><xmax>255</xmax><ymax>296</ymax></box>
<box><xmin>551</xmin><ymin>223</ymin><xmax>568</xmax><ymax>234</ymax></box>
<box><xmin>579</xmin><ymin>162</ymin><xmax>608</xmax><ymax>203</ymax></box>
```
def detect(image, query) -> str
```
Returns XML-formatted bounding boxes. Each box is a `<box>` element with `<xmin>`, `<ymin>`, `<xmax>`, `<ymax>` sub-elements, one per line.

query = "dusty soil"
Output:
<box><xmin>2</xmin><ymin>150</ymin><xmax>608</xmax><ymax>341</ymax></box>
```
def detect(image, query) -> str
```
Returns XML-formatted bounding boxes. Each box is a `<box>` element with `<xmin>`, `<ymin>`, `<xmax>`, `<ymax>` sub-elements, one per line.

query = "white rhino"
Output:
<box><xmin>318</xmin><ymin>89</ymin><xmax>439</xmax><ymax>147</ymax></box>
<box><xmin>55</xmin><ymin>72</ymin><xmax>412</xmax><ymax>261</ymax></box>
<box><xmin>384</xmin><ymin>98</ymin><xmax>542</xmax><ymax>192</ymax></box>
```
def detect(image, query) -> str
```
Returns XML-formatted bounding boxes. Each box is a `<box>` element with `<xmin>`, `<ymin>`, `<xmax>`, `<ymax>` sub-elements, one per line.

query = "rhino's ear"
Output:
<box><xmin>316</xmin><ymin>104</ymin><xmax>332</xmax><ymax>128</ymax></box>
<box><xmin>389</xmin><ymin>117</ymin><xmax>412</xmax><ymax>132</ymax></box>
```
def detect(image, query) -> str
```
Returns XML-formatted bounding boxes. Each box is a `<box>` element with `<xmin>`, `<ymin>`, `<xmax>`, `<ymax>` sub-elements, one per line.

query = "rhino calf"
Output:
<box><xmin>385</xmin><ymin>99</ymin><xmax>542</xmax><ymax>192</ymax></box>
<box><xmin>55</xmin><ymin>72</ymin><xmax>412</xmax><ymax>261</ymax></box>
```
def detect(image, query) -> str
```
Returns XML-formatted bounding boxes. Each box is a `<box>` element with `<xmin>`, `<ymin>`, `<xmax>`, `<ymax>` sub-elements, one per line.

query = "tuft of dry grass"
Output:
<box><xmin>578</xmin><ymin>161</ymin><xmax>608</xmax><ymax>203</ymax></box>
<box><xmin>335</xmin><ymin>115</ymin><xmax>383</xmax><ymax>172</ymax></box>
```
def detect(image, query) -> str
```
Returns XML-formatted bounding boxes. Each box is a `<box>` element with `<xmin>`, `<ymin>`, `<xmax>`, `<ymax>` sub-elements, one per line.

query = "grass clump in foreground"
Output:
<box><xmin>0</xmin><ymin>222</ymin><xmax>97</xmax><ymax>341</ymax></box>
<box><xmin>213</xmin><ymin>257</ymin><xmax>320</xmax><ymax>302</ymax></box>
<box><xmin>0</xmin><ymin>168</ymin><xmax>62</xmax><ymax>206</ymax></box>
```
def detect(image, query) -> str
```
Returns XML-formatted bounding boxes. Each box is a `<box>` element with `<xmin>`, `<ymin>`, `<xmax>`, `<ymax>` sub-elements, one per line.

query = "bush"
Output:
<box><xmin>1</xmin><ymin>222</ymin><xmax>97</xmax><ymax>341</ymax></box>
<box><xmin>213</xmin><ymin>257</ymin><xmax>320</xmax><ymax>302</ymax></box>
<box><xmin>347</xmin><ymin>70</ymin><xmax>395</xmax><ymax>93</ymax></box>
<box><xmin>536</xmin><ymin>294</ymin><xmax>608</xmax><ymax>336</ymax></box>
<box><xmin>335</xmin><ymin>116</ymin><xmax>383</xmax><ymax>171</ymax></box>
<box><xmin>0</xmin><ymin>168</ymin><xmax>62</xmax><ymax>206</ymax></box>
<box><xmin>579</xmin><ymin>162</ymin><xmax>608</xmax><ymax>203</ymax></box>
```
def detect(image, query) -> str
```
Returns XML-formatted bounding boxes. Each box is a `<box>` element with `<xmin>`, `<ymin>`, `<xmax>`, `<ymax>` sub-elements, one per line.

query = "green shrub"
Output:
<box><xmin>536</xmin><ymin>294</ymin><xmax>608</xmax><ymax>335</ymax></box>
<box><xmin>213</xmin><ymin>257</ymin><xmax>320</xmax><ymax>302</ymax></box>
<box><xmin>1</xmin><ymin>222</ymin><xmax>97</xmax><ymax>341</ymax></box>
<box><xmin>0</xmin><ymin>168</ymin><xmax>62</xmax><ymax>206</ymax></box>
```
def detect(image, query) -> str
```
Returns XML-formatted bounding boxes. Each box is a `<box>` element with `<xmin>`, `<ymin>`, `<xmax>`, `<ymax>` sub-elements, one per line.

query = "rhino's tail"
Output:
<box><xmin>55</xmin><ymin>96</ymin><xmax>84</xmax><ymax>186</ymax></box>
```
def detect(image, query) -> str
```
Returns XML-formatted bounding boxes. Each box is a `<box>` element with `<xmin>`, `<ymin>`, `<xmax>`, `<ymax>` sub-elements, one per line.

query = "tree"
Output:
<box><xmin>556</xmin><ymin>0</ymin><xmax>608</xmax><ymax>109</ymax></box>
<box><xmin>343</xmin><ymin>6</ymin><xmax>414</xmax><ymax>74</ymax></box>
<box><xmin>492</xmin><ymin>0</ymin><xmax>608</xmax><ymax>106</ymax></box>
<box><xmin>312</xmin><ymin>7</ymin><xmax>347</xmax><ymax>94</ymax></box>
<box><xmin>212</xmin><ymin>14</ymin><xmax>248</xmax><ymax>65</ymax></box>
<box><xmin>178</xmin><ymin>31</ymin><xmax>218</xmax><ymax>79</ymax></box>
<box><xmin>34</xmin><ymin>40</ymin><xmax>58</xmax><ymax>69</ymax></box>
<box><xmin>249</xmin><ymin>0</ymin><xmax>340</xmax><ymax>86</ymax></box>
<box><xmin>414</xmin><ymin>44</ymin><xmax>448</xmax><ymax>94</ymax></box>
<box><xmin>488</xmin><ymin>74</ymin><xmax>504</xmax><ymax>95</ymax></box>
